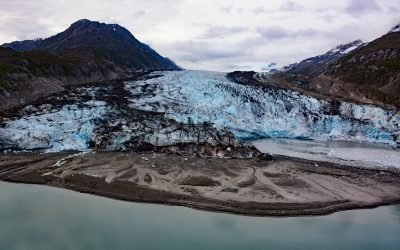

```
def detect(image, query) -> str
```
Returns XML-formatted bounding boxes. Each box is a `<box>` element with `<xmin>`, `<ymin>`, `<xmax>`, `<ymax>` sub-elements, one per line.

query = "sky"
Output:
<box><xmin>0</xmin><ymin>0</ymin><xmax>399</xmax><ymax>71</ymax></box>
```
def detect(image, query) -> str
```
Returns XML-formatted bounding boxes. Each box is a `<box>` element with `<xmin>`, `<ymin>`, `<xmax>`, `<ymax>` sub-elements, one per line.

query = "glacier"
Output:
<box><xmin>0</xmin><ymin>70</ymin><xmax>399</xmax><ymax>155</ymax></box>
<box><xmin>125</xmin><ymin>70</ymin><xmax>399</xmax><ymax>146</ymax></box>
<box><xmin>0</xmin><ymin>101</ymin><xmax>108</xmax><ymax>152</ymax></box>
<box><xmin>0</xmin><ymin>81</ymin><xmax>255</xmax><ymax>158</ymax></box>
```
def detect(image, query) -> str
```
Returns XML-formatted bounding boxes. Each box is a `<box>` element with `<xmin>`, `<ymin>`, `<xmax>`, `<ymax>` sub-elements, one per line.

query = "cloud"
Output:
<box><xmin>0</xmin><ymin>17</ymin><xmax>53</xmax><ymax>41</ymax></box>
<box><xmin>256</xmin><ymin>26</ymin><xmax>322</xmax><ymax>40</ymax></box>
<box><xmin>256</xmin><ymin>27</ymin><xmax>288</xmax><ymax>40</ymax></box>
<box><xmin>252</xmin><ymin>6</ymin><xmax>267</xmax><ymax>15</ymax></box>
<box><xmin>280</xmin><ymin>1</ymin><xmax>305</xmax><ymax>12</ymax></box>
<box><xmin>133</xmin><ymin>10</ymin><xmax>146</xmax><ymax>18</ymax></box>
<box><xmin>345</xmin><ymin>0</ymin><xmax>381</xmax><ymax>16</ymax></box>
<box><xmin>161</xmin><ymin>40</ymin><xmax>248</xmax><ymax>63</ymax></box>
<box><xmin>199</xmin><ymin>25</ymin><xmax>248</xmax><ymax>39</ymax></box>
<box><xmin>220</xmin><ymin>5</ymin><xmax>233</xmax><ymax>14</ymax></box>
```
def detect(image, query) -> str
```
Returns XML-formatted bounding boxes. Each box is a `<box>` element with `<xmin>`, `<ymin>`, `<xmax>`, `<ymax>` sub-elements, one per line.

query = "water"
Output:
<box><xmin>252</xmin><ymin>138</ymin><xmax>400</xmax><ymax>169</ymax></box>
<box><xmin>0</xmin><ymin>182</ymin><xmax>399</xmax><ymax>250</ymax></box>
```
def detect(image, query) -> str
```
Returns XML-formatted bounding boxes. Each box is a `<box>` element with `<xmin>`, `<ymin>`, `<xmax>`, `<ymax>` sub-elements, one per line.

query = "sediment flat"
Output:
<box><xmin>1</xmin><ymin>151</ymin><xmax>399</xmax><ymax>217</ymax></box>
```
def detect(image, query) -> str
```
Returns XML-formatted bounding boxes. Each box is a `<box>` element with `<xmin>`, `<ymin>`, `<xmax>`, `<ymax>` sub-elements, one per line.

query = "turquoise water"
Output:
<box><xmin>0</xmin><ymin>181</ymin><xmax>399</xmax><ymax>250</ymax></box>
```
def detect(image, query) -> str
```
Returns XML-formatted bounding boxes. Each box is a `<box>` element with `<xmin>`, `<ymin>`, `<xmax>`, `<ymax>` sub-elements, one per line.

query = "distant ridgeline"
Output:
<box><xmin>0</xmin><ymin>19</ymin><xmax>179</xmax><ymax>111</ymax></box>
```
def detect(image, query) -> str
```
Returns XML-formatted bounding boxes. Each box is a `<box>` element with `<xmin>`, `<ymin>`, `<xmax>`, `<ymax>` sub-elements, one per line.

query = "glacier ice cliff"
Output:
<box><xmin>0</xmin><ymin>101</ymin><xmax>108</xmax><ymax>152</ymax></box>
<box><xmin>0</xmin><ymin>80</ymin><xmax>258</xmax><ymax>158</ymax></box>
<box><xmin>125</xmin><ymin>70</ymin><xmax>399</xmax><ymax>146</ymax></box>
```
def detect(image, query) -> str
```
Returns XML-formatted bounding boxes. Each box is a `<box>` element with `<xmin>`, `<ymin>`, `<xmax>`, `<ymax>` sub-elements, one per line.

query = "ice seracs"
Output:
<box><xmin>125</xmin><ymin>70</ymin><xmax>399</xmax><ymax>145</ymax></box>
<box><xmin>0</xmin><ymin>101</ymin><xmax>109</xmax><ymax>152</ymax></box>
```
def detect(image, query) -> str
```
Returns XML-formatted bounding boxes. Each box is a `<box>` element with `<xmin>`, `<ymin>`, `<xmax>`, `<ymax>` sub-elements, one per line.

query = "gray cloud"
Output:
<box><xmin>280</xmin><ymin>1</ymin><xmax>305</xmax><ymax>12</ymax></box>
<box><xmin>133</xmin><ymin>10</ymin><xmax>146</xmax><ymax>18</ymax></box>
<box><xmin>252</xmin><ymin>6</ymin><xmax>267</xmax><ymax>15</ymax></box>
<box><xmin>199</xmin><ymin>25</ymin><xmax>248</xmax><ymax>39</ymax></box>
<box><xmin>0</xmin><ymin>17</ymin><xmax>53</xmax><ymax>41</ymax></box>
<box><xmin>220</xmin><ymin>5</ymin><xmax>233</xmax><ymax>14</ymax></box>
<box><xmin>256</xmin><ymin>26</ymin><xmax>322</xmax><ymax>40</ymax></box>
<box><xmin>345</xmin><ymin>0</ymin><xmax>381</xmax><ymax>16</ymax></box>
<box><xmin>162</xmin><ymin>40</ymin><xmax>248</xmax><ymax>63</ymax></box>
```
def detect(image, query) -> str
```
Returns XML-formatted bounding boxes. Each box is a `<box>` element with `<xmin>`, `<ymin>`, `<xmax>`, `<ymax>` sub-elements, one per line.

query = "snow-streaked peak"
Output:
<box><xmin>281</xmin><ymin>39</ymin><xmax>365</xmax><ymax>73</ymax></box>
<box><xmin>328</xmin><ymin>39</ymin><xmax>365</xmax><ymax>55</ymax></box>
<box><xmin>390</xmin><ymin>23</ymin><xmax>400</xmax><ymax>33</ymax></box>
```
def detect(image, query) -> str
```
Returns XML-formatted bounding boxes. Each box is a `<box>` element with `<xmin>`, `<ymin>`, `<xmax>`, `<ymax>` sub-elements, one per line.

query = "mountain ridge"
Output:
<box><xmin>274</xmin><ymin>25</ymin><xmax>400</xmax><ymax>109</ymax></box>
<box><xmin>282</xmin><ymin>40</ymin><xmax>365</xmax><ymax>76</ymax></box>
<box><xmin>2</xmin><ymin>19</ymin><xmax>178</xmax><ymax>70</ymax></box>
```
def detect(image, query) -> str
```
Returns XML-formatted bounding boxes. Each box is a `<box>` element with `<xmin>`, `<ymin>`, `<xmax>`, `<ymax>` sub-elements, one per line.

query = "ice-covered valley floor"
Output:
<box><xmin>252</xmin><ymin>139</ymin><xmax>400</xmax><ymax>169</ymax></box>
<box><xmin>126</xmin><ymin>70</ymin><xmax>399</xmax><ymax>145</ymax></box>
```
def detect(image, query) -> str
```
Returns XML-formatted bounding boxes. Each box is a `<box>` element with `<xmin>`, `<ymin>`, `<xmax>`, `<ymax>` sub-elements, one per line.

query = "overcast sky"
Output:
<box><xmin>0</xmin><ymin>0</ymin><xmax>399</xmax><ymax>71</ymax></box>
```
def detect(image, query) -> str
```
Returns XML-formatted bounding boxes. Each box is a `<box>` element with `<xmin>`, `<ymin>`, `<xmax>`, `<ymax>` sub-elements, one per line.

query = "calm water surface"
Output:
<box><xmin>0</xmin><ymin>181</ymin><xmax>399</xmax><ymax>250</ymax></box>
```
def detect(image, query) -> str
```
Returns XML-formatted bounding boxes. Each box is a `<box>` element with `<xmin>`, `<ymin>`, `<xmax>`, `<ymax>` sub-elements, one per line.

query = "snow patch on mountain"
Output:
<box><xmin>125</xmin><ymin>70</ymin><xmax>399</xmax><ymax>145</ymax></box>
<box><xmin>390</xmin><ymin>24</ymin><xmax>400</xmax><ymax>33</ymax></box>
<box><xmin>328</xmin><ymin>40</ymin><xmax>365</xmax><ymax>55</ymax></box>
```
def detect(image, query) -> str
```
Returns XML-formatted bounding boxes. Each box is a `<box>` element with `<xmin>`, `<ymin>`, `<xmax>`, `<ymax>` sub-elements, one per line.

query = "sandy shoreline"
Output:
<box><xmin>1</xmin><ymin>151</ymin><xmax>400</xmax><ymax>217</ymax></box>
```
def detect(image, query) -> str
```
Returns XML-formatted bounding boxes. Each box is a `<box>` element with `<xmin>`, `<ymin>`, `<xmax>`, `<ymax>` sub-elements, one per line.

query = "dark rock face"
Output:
<box><xmin>257</xmin><ymin>153</ymin><xmax>273</xmax><ymax>161</ymax></box>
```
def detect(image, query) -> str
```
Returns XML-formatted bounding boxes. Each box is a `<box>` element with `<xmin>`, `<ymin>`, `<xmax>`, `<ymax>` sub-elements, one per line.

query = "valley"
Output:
<box><xmin>0</xmin><ymin>19</ymin><xmax>399</xmax><ymax>218</ymax></box>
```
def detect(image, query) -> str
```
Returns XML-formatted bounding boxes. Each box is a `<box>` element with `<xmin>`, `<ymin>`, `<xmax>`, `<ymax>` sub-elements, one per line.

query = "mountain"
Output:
<box><xmin>320</xmin><ymin>23</ymin><xmax>400</xmax><ymax>108</ymax></box>
<box><xmin>2</xmin><ymin>19</ymin><xmax>178</xmax><ymax>71</ymax></box>
<box><xmin>274</xmin><ymin>24</ymin><xmax>400</xmax><ymax>108</ymax></box>
<box><xmin>282</xmin><ymin>40</ymin><xmax>365</xmax><ymax>76</ymax></box>
<box><xmin>0</xmin><ymin>19</ymin><xmax>179</xmax><ymax>111</ymax></box>
<box><xmin>1</xmin><ymin>39</ymin><xmax>43</xmax><ymax>51</ymax></box>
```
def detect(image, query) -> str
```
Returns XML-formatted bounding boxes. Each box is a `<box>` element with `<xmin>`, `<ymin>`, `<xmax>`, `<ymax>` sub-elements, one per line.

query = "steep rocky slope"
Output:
<box><xmin>321</xmin><ymin>26</ymin><xmax>400</xmax><ymax>107</ymax></box>
<box><xmin>274</xmin><ymin>24</ymin><xmax>400</xmax><ymax>109</ymax></box>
